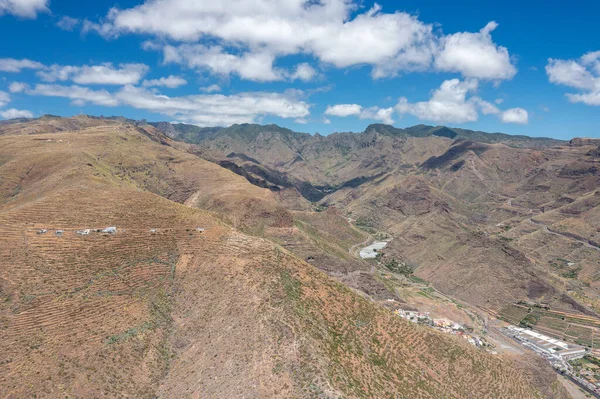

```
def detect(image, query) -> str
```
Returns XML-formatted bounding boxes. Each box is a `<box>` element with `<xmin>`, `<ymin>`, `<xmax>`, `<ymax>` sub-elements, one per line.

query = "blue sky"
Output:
<box><xmin>1</xmin><ymin>0</ymin><xmax>599</xmax><ymax>139</ymax></box>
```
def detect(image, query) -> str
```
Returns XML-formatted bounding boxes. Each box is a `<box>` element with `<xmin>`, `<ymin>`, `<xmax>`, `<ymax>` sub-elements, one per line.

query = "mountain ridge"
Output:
<box><xmin>0</xmin><ymin>115</ymin><xmax>571</xmax><ymax>398</ymax></box>
<box><xmin>147</xmin><ymin>120</ymin><xmax>564</xmax><ymax>148</ymax></box>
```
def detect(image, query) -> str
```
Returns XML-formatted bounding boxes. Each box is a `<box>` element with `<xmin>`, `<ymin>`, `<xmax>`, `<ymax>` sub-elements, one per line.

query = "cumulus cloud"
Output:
<box><xmin>86</xmin><ymin>1</ymin><xmax>516</xmax><ymax>81</ymax></box>
<box><xmin>0</xmin><ymin>91</ymin><xmax>10</xmax><ymax>107</ymax></box>
<box><xmin>359</xmin><ymin>106</ymin><xmax>394</xmax><ymax>124</ymax></box>
<box><xmin>435</xmin><ymin>22</ymin><xmax>517</xmax><ymax>81</ymax></box>
<box><xmin>546</xmin><ymin>51</ymin><xmax>600</xmax><ymax>105</ymax></box>
<box><xmin>159</xmin><ymin>44</ymin><xmax>319</xmax><ymax>82</ymax></box>
<box><xmin>0</xmin><ymin>0</ymin><xmax>48</xmax><ymax>18</ymax></box>
<box><xmin>325</xmin><ymin>104</ymin><xmax>362</xmax><ymax>117</ymax></box>
<box><xmin>500</xmin><ymin>108</ymin><xmax>528</xmax><ymax>124</ymax></box>
<box><xmin>8</xmin><ymin>81</ymin><xmax>28</xmax><ymax>93</ymax></box>
<box><xmin>0</xmin><ymin>108</ymin><xmax>33</xmax><ymax>119</ymax></box>
<box><xmin>142</xmin><ymin>75</ymin><xmax>187</xmax><ymax>88</ymax></box>
<box><xmin>38</xmin><ymin>63</ymin><xmax>149</xmax><ymax>85</ymax></box>
<box><xmin>27</xmin><ymin>83</ymin><xmax>311</xmax><ymax>126</ymax></box>
<box><xmin>289</xmin><ymin>63</ymin><xmax>317</xmax><ymax>82</ymax></box>
<box><xmin>200</xmin><ymin>84</ymin><xmax>221</xmax><ymax>93</ymax></box>
<box><xmin>395</xmin><ymin>79</ymin><xmax>482</xmax><ymax>123</ymax></box>
<box><xmin>162</xmin><ymin>44</ymin><xmax>283</xmax><ymax>82</ymax></box>
<box><xmin>325</xmin><ymin>103</ymin><xmax>394</xmax><ymax>124</ymax></box>
<box><xmin>395</xmin><ymin>78</ymin><xmax>526</xmax><ymax>124</ymax></box>
<box><xmin>0</xmin><ymin>58</ymin><xmax>44</xmax><ymax>72</ymax></box>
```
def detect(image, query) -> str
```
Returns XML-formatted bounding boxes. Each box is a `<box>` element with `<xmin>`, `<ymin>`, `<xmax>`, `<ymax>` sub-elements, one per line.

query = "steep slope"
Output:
<box><xmin>401</xmin><ymin>124</ymin><xmax>563</xmax><ymax>148</ymax></box>
<box><xmin>159</xmin><ymin>120</ymin><xmax>598</xmax><ymax>318</ymax></box>
<box><xmin>0</xmin><ymin>119</ymin><xmax>569</xmax><ymax>398</ymax></box>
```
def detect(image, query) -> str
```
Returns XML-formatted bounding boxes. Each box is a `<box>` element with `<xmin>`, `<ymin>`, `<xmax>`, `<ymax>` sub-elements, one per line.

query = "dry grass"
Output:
<box><xmin>0</xmin><ymin>119</ymin><xmax>569</xmax><ymax>398</ymax></box>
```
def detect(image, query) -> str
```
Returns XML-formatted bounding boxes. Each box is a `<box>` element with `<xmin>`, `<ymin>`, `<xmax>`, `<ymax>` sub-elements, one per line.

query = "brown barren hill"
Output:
<box><xmin>0</xmin><ymin>119</ymin><xmax>569</xmax><ymax>398</ymax></box>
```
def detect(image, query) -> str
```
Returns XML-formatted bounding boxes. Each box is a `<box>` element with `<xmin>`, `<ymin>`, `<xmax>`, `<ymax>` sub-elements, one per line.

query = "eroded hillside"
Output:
<box><xmin>0</xmin><ymin>118</ymin><xmax>568</xmax><ymax>398</ymax></box>
<box><xmin>161</xmin><ymin>121</ymin><xmax>599</xmax><ymax>317</ymax></box>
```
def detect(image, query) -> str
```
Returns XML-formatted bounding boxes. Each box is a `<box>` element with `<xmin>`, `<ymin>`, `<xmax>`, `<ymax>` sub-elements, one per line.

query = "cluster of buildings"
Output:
<box><xmin>504</xmin><ymin>326</ymin><xmax>586</xmax><ymax>362</ymax></box>
<box><xmin>37</xmin><ymin>227</ymin><xmax>118</xmax><ymax>236</ymax></box>
<box><xmin>502</xmin><ymin>326</ymin><xmax>600</xmax><ymax>396</ymax></box>
<box><xmin>396</xmin><ymin>309</ymin><xmax>484</xmax><ymax>348</ymax></box>
<box><xmin>37</xmin><ymin>227</ymin><xmax>206</xmax><ymax>236</ymax></box>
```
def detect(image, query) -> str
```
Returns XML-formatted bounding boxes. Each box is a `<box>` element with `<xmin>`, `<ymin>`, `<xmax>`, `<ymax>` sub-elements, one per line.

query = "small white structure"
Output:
<box><xmin>102</xmin><ymin>227</ymin><xmax>117</xmax><ymax>234</ymax></box>
<box><xmin>36</xmin><ymin>229</ymin><xmax>47</xmax><ymax>235</ymax></box>
<box><xmin>76</xmin><ymin>229</ymin><xmax>91</xmax><ymax>235</ymax></box>
<box><xmin>55</xmin><ymin>230</ymin><xmax>64</xmax><ymax>236</ymax></box>
<box><xmin>196</xmin><ymin>227</ymin><xmax>205</xmax><ymax>232</ymax></box>
<box><xmin>149</xmin><ymin>228</ymin><xmax>157</xmax><ymax>233</ymax></box>
<box><xmin>559</xmin><ymin>348</ymin><xmax>587</xmax><ymax>361</ymax></box>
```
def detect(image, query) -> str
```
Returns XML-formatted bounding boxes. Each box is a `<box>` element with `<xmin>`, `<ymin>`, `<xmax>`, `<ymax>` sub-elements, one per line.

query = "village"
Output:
<box><xmin>35</xmin><ymin>226</ymin><xmax>205</xmax><ymax>236</ymax></box>
<box><xmin>396</xmin><ymin>309</ymin><xmax>487</xmax><ymax>349</ymax></box>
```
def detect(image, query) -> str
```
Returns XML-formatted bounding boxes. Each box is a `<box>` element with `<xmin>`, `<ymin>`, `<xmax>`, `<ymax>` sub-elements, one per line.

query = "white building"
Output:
<box><xmin>559</xmin><ymin>348</ymin><xmax>587</xmax><ymax>361</ymax></box>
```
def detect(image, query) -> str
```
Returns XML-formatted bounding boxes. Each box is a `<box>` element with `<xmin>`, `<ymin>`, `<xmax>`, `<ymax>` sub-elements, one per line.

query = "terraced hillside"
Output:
<box><xmin>0</xmin><ymin>118</ymin><xmax>569</xmax><ymax>398</ymax></box>
<box><xmin>156</xmin><ymin>121</ymin><xmax>599</xmax><ymax>317</ymax></box>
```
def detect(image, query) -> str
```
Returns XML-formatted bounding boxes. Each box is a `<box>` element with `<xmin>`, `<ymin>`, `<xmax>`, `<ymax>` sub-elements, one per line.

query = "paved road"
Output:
<box><xmin>558</xmin><ymin>375</ymin><xmax>594</xmax><ymax>399</ymax></box>
<box><xmin>527</xmin><ymin>218</ymin><xmax>600</xmax><ymax>252</ymax></box>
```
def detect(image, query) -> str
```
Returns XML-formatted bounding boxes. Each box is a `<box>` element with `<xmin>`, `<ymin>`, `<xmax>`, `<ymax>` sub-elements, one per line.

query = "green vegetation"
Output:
<box><xmin>561</xmin><ymin>265</ymin><xmax>582</xmax><ymax>279</ymax></box>
<box><xmin>520</xmin><ymin>311</ymin><xmax>543</xmax><ymax>328</ymax></box>
<box><xmin>408</xmin><ymin>275</ymin><xmax>429</xmax><ymax>285</ymax></box>
<box><xmin>354</xmin><ymin>218</ymin><xmax>377</xmax><ymax>234</ymax></box>
<box><xmin>383</xmin><ymin>259</ymin><xmax>413</xmax><ymax>276</ymax></box>
<box><xmin>585</xmin><ymin>356</ymin><xmax>600</xmax><ymax>368</ymax></box>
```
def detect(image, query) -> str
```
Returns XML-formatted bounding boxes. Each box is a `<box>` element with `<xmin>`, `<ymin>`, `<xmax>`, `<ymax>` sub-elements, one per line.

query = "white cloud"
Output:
<box><xmin>8</xmin><ymin>81</ymin><xmax>28</xmax><ymax>93</ymax></box>
<box><xmin>162</xmin><ymin>44</ymin><xmax>283</xmax><ymax>82</ymax></box>
<box><xmin>325</xmin><ymin>104</ymin><xmax>362</xmax><ymax>117</ymax></box>
<box><xmin>28</xmin><ymin>84</ymin><xmax>120</xmax><ymax>107</ymax></box>
<box><xmin>395</xmin><ymin>79</ymin><xmax>482</xmax><ymax>123</ymax></box>
<box><xmin>325</xmin><ymin>103</ymin><xmax>394</xmax><ymax>124</ymax></box>
<box><xmin>435</xmin><ymin>22</ymin><xmax>517</xmax><ymax>81</ymax></box>
<box><xmin>546</xmin><ymin>51</ymin><xmax>600</xmax><ymax>105</ymax></box>
<box><xmin>0</xmin><ymin>108</ymin><xmax>33</xmax><ymax>119</ymax></box>
<box><xmin>56</xmin><ymin>16</ymin><xmax>80</xmax><ymax>31</ymax></box>
<box><xmin>474</xmin><ymin>97</ymin><xmax>501</xmax><ymax>115</ymax></box>
<box><xmin>0</xmin><ymin>58</ymin><xmax>44</xmax><ymax>72</ymax></box>
<box><xmin>38</xmin><ymin>63</ymin><xmax>149</xmax><ymax>85</ymax></box>
<box><xmin>0</xmin><ymin>0</ymin><xmax>48</xmax><ymax>18</ymax></box>
<box><xmin>142</xmin><ymin>75</ymin><xmax>187</xmax><ymax>88</ymax></box>
<box><xmin>289</xmin><ymin>63</ymin><xmax>317</xmax><ymax>82</ymax></box>
<box><xmin>547</xmin><ymin>59</ymin><xmax>595</xmax><ymax>90</ymax></box>
<box><xmin>395</xmin><ymin>78</ymin><xmax>526</xmax><ymax>124</ymax></box>
<box><xmin>0</xmin><ymin>91</ymin><xmax>10</xmax><ymax>107</ymax></box>
<box><xmin>200</xmin><ymin>84</ymin><xmax>221</xmax><ymax>93</ymax></box>
<box><xmin>500</xmin><ymin>107</ymin><xmax>528</xmax><ymax>124</ymax></box>
<box><xmin>115</xmin><ymin>86</ymin><xmax>310</xmax><ymax>126</ymax></box>
<box><xmin>27</xmin><ymin>83</ymin><xmax>311</xmax><ymax>127</ymax></box>
<box><xmin>323</xmin><ymin>118</ymin><xmax>331</xmax><ymax>124</ymax></box>
<box><xmin>87</xmin><ymin>1</ymin><xmax>515</xmax><ymax>81</ymax></box>
<box><xmin>359</xmin><ymin>106</ymin><xmax>394</xmax><ymax>124</ymax></box>
<box><xmin>309</xmin><ymin>4</ymin><xmax>435</xmax><ymax>76</ymax></box>
<box><xmin>160</xmin><ymin>44</ymin><xmax>319</xmax><ymax>82</ymax></box>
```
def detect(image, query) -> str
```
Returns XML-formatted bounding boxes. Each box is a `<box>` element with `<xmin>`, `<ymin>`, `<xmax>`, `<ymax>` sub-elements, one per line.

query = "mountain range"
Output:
<box><xmin>2</xmin><ymin>114</ymin><xmax>598</xmax><ymax>397</ymax></box>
